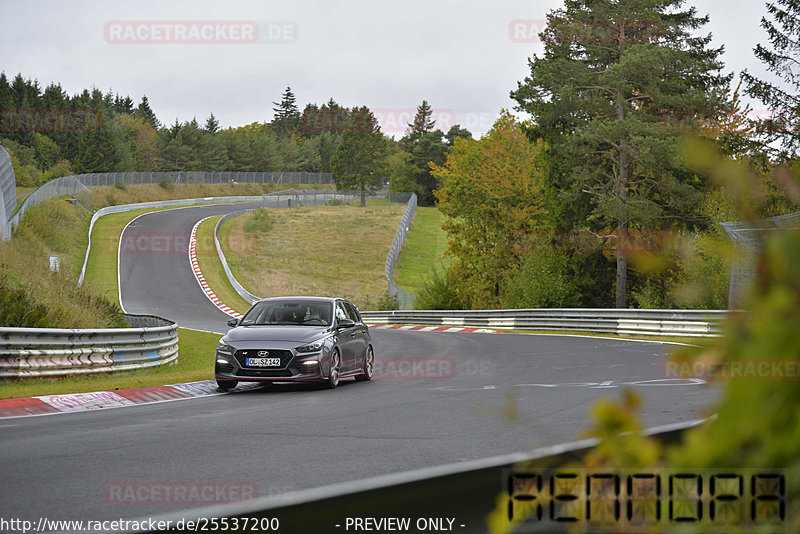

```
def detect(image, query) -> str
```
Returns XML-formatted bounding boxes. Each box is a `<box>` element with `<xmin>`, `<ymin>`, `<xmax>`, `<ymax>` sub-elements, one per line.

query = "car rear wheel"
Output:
<box><xmin>326</xmin><ymin>349</ymin><xmax>340</xmax><ymax>389</ymax></box>
<box><xmin>217</xmin><ymin>379</ymin><xmax>238</xmax><ymax>391</ymax></box>
<box><xmin>355</xmin><ymin>346</ymin><xmax>374</xmax><ymax>381</ymax></box>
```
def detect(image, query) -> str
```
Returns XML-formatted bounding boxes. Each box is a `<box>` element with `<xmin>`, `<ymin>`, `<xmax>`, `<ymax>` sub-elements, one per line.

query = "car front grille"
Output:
<box><xmin>233</xmin><ymin>349</ymin><xmax>294</xmax><ymax>369</ymax></box>
<box><xmin>236</xmin><ymin>369</ymin><xmax>294</xmax><ymax>378</ymax></box>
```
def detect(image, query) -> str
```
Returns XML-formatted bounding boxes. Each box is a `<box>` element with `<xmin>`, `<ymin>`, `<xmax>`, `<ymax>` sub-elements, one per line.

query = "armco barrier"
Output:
<box><xmin>0</xmin><ymin>314</ymin><xmax>178</xmax><ymax>378</ymax></box>
<box><xmin>214</xmin><ymin>210</ymin><xmax>260</xmax><ymax>305</ymax></box>
<box><xmin>360</xmin><ymin>308</ymin><xmax>729</xmax><ymax>337</ymax></box>
<box><xmin>136</xmin><ymin>418</ymin><xmax>706</xmax><ymax>534</ymax></box>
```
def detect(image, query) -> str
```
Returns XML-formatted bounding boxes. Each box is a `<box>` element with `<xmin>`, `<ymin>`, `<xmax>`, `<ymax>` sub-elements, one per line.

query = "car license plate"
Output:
<box><xmin>247</xmin><ymin>357</ymin><xmax>281</xmax><ymax>367</ymax></box>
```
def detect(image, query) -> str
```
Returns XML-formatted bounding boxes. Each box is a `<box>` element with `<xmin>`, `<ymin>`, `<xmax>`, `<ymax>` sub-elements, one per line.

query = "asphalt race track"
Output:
<box><xmin>0</xmin><ymin>203</ymin><xmax>719</xmax><ymax>529</ymax></box>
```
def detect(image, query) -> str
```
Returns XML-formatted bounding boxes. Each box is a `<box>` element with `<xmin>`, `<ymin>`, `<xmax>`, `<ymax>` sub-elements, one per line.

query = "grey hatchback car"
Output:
<box><xmin>214</xmin><ymin>296</ymin><xmax>374</xmax><ymax>390</ymax></box>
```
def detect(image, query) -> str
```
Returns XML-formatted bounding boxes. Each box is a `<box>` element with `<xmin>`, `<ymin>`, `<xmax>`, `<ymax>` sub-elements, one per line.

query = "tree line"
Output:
<box><xmin>0</xmin><ymin>76</ymin><xmax>472</xmax><ymax>205</ymax></box>
<box><xmin>417</xmin><ymin>0</ymin><xmax>800</xmax><ymax>311</ymax></box>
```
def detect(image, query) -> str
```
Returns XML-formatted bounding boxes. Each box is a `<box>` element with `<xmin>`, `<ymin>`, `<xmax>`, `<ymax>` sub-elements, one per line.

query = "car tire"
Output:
<box><xmin>326</xmin><ymin>349</ymin><xmax>341</xmax><ymax>389</ymax></box>
<box><xmin>217</xmin><ymin>379</ymin><xmax>238</xmax><ymax>391</ymax></box>
<box><xmin>355</xmin><ymin>346</ymin><xmax>374</xmax><ymax>381</ymax></box>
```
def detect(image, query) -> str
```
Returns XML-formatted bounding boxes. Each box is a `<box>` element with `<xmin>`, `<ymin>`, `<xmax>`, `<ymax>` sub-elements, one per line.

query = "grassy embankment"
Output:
<box><xmin>0</xmin><ymin>182</ymin><xmax>319</xmax><ymax>398</ymax></box>
<box><xmin>218</xmin><ymin>201</ymin><xmax>405</xmax><ymax>310</ymax></box>
<box><xmin>392</xmin><ymin>206</ymin><xmax>450</xmax><ymax>298</ymax></box>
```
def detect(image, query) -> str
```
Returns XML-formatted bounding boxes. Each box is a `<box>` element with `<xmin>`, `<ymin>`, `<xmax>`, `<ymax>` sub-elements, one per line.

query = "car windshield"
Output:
<box><xmin>239</xmin><ymin>300</ymin><xmax>333</xmax><ymax>326</ymax></box>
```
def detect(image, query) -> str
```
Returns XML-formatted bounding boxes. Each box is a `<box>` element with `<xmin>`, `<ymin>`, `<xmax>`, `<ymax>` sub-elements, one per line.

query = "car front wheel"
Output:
<box><xmin>355</xmin><ymin>346</ymin><xmax>374</xmax><ymax>381</ymax></box>
<box><xmin>326</xmin><ymin>349</ymin><xmax>340</xmax><ymax>389</ymax></box>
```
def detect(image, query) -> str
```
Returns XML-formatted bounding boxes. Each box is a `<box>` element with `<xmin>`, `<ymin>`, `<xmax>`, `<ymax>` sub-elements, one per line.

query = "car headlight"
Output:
<box><xmin>296</xmin><ymin>338</ymin><xmax>326</xmax><ymax>353</ymax></box>
<box><xmin>217</xmin><ymin>340</ymin><xmax>234</xmax><ymax>354</ymax></box>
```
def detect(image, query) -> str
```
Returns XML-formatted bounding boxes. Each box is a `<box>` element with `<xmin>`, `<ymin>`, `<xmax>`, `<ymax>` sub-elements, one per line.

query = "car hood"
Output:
<box><xmin>225</xmin><ymin>325</ymin><xmax>332</xmax><ymax>344</ymax></box>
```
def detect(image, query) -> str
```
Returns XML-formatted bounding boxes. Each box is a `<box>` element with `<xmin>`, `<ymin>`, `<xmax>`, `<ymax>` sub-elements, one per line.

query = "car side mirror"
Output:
<box><xmin>227</xmin><ymin>318</ymin><xmax>239</xmax><ymax>327</ymax></box>
<box><xmin>337</xmin><ymin>318</ymin><xmax>355</xmax><ymax>329</ymax></box>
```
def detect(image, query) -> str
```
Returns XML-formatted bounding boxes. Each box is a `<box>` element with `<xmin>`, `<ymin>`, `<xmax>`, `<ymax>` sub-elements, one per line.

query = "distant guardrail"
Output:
<box><xmin>360</xmin><ymin>308</ymin><xmax>730</xmax><ymax>337</ymax></box>
<box><xmin>0</xmin><ymin>314</ymin><xmax>178</xmax><ymax>378</ymax></box>
<box><xmin>215</xmin><ymin>210</ymin><xmax>260</xmax><ymax>305</ymax></box>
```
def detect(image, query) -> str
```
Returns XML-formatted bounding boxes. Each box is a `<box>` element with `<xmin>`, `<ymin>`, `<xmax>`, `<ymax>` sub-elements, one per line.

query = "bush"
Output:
<box><xmin>113</xmin><ymin>179</ymin><xmax>127</xmax><ymax>191</ymax></box>
<box><xmin>0</xmin><ymin>275</ymin><xmax>50</xmax><ymax>328</ymax></box>
<box><xmin>502</xmin><ymin>253</ymin><xmax>584</xmax><ymax>308</ymax></box>
<box><xmin>243</xmin><ymin>208</ymin><xmax>273</xmax><ymax>233</ymax></box>
<box><xmin>158</xmin><ymin>177</ymin><xmax>173</xmax><ymax>190</ymax></box>
<box><xmin>41</xmin><ymin>159</ymin><xmax>74</xmax><ymax>183</ymax></box>
<box><xmin>363</xmin><ymin>292</ymin><xmax>399</xmax><ymax>311</ymax></box>
<box><xmin>415</xmin><ymin>268</ymin><xmax>464</xmax><ymax>310</ymax></box>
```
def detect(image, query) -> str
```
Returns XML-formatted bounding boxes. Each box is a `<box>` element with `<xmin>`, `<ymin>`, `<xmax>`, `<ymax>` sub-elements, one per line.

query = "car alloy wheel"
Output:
<box><xmin>355</xmin><ymin>346</ymin><xmax>374</xmax><ymax>381</ymax></box>
<box><xmin>327</xmin><ymin>349</ymin><xmax>340</xmax><ymax>389</ymax></box>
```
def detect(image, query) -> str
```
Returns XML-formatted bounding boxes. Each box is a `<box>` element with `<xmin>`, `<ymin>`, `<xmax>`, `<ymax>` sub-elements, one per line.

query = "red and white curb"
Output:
<box><xmin>189</xmin><ymin>217</ymin><xmax>243</xmax><ymax>319</ymax></box>
<box><xmin>0</xmin><ymin>380</ymin><xmax>259</xmax><ymax>419</ymax></box>
<box><xmin>368</xmin><ymin>324</ymin><xmax>503</xmax><ymax>334</ymax></box>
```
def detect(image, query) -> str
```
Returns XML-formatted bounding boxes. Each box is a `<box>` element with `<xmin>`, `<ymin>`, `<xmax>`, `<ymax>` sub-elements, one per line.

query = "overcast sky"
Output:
<box><xmin>0</xmin><ymin>0</ymin><xmax>778</xmax><ymax>137</ymax></box>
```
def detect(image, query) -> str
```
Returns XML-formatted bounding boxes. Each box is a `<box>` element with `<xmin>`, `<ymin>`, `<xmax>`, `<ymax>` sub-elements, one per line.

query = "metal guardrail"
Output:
<box><xmin>0</xmin><ymin>314</ymin><xmax>178</xmax><ymax>378</ymax></box>
<box><xmin>136</xmin><ymin>418</ymin><xmax>706</xmax><ymax>534</ymax></box>
<box><xmin>385</xmin><ymin>193</ymin><xmax>417</xmax><ymax>309</ymax></box>
<box><xmin>215</xmin><ymin>210</ymin><xmax>260</xmax><ymax>305</ymax></box>
<box><xmin>361</xmin><ymin>308</ymin><xmax>730</xmax><ymax>337</ymax></box>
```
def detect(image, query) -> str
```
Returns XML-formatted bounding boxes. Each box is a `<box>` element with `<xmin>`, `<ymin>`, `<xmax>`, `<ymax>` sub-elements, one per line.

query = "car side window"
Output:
<box><xmin>344</xmin><ymin>301</ymin><xmax>361</xmax><ymax>323</ymax></box>
<box><xmin>335</xmin><ymin>303</ymin><xmax>349</xmax><ymax>324</ymax></box>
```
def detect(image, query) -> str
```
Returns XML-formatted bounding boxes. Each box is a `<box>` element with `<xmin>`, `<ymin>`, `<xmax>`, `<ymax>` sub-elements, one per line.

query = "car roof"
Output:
<box><xmin>257</xmin><ymin>296</ymin><xmax>338</xmax><ymax>304</ymax></box>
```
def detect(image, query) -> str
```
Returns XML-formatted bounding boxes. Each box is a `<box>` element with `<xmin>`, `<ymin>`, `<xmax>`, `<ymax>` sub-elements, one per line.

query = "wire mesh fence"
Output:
<box><xmin>0</xmin><ymin>146</ymin><xmax>15</xmax><ymax>239</ymax></box>
<box><xmin>721</xmin><ymin>212</ymin><xmax>800</xmax><ymax>308</ymax></box>
<box><xmin>76</xmin><ymin>171</ymin><xmax>331</xmax><ymax>187</ymax></box>
<box><xmin>385</xmin><ymin>193</ymin><xmax>418</xmax><ymax>309</ymax></box>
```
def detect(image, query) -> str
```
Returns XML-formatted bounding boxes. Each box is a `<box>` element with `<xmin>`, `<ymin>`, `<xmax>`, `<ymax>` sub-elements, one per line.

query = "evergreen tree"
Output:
<box><xmin>134</xmin><ymin>96</ymin><xmax>159</xmax><ymax>129</ymax></box>
<box><xmin>445</xmin><ymin>124</ymin><xmax>472</xmax><ymax>146</ymax></box>
<box><xmin>204</xmin><ymin>112</ymin><xmax>220</xmax><ymax>134</ymax></box>
<box><xmin>512</xmin><ymin>0</ymin><xmax>730</xmax><ymax>307</ymax></box>
<box><xmin>743</xmin><ymin>0</ymin><xmax>800</xmax><ymax>155</ymax></box>
<box><xmin>407</xmin><ymin>100</ymin><xmax>435</xmax><ymax>139</ymax></box>
<box><xmin>271</xmin><ymin>86</ymin><xmax>300</xmax><ymax>138</ymax></box>
<box><xmin>113</xmin><ymin>94</ymin><xmax>134</xmax><ymax>114</ymax></box>
<box><xmin>331</xmin><ymin>106</ymin><xmax>388</xmax><ymax>206</ymax></box>
<box><xmin>397</xmin><ymin>104</ymin><xmax>450</xmax><ymax>206</ymax></box>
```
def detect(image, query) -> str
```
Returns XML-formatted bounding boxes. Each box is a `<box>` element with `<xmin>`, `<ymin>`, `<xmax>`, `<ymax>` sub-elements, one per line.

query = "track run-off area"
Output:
<box><xmin>0</xmin><ymin>202</ymin><xmax>719</xmax><ymax>528</ymax></box>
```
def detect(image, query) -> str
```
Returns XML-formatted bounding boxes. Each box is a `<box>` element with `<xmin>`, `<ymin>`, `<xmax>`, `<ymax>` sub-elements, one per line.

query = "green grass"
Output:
<box><xmin>220</xmin><ymin>204</ymin><xmax>405</xmax><ymax>309</ymax></box>
<box><xmin>394</xmin><ymin>206</ymin><xmax>450</xmax><ymax>297</ymax></box>
<box><xmin>195</xmin><ymin>216</ymin><xmax>253</xmax><ymax>315</ymax></box>
<box><xmin>0</xmin><ymin>328</ymin><xmax>222</xmax><ymax>399</ymax></box>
